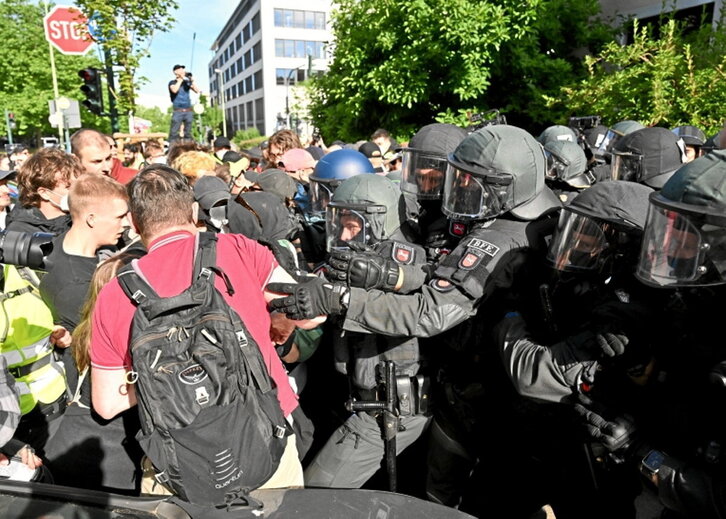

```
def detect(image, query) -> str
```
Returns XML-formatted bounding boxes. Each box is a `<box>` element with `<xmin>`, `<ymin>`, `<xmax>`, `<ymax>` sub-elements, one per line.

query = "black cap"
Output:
<box><xmin>252</xmin><ymin>168</ymin><xmax>296</xmax><ymax>201</ymax></box>
<box><xmin>221</xmin><ymin>150</ymin><xmax>243</xmax><ymax>163</ymax></box>
<box><xmin>213</xmin><ymin>136</ymin><xmax>231</xmax><ymax>149</ymax></box>
<box><xmin>173</xmin><ymin>64</ymin><xmax>185</xmax><ymax>71</ymax></box>
<box><xmin>193</xmin><ymin>176</ymin><xmax>230</xmax><ymax>211</ymax></box>
<box><xmin>359</xmin><ymin>141</ymin><xmax>382</xmax><ymax>158</ymax></box>
<box><xmin>0</xmin><ymin>170</ymin><xmax>16</xmax><ymax>181</ymax></box>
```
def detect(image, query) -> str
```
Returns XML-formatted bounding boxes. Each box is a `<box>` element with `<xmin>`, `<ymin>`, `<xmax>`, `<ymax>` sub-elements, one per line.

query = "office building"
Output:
<box><xmin>208</xmin><ymin>0</ymin><xmax>334</xmax><ymax>138</ymax></box>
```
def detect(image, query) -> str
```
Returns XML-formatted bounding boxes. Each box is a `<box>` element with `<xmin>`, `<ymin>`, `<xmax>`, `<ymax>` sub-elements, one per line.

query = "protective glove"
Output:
<box><xmin>328</xmin><ymin>245</ymin><xmax>401</xmax><ymax>291</ymax></box>
<box><xmin>574</xmin><ymin>397</ymin><xmax>637</xmax><ymax>453</ymax></box>
<box><xmin>567</xmin><ymin>329</ymin><xmax>629</xmax><ymax>359</ymax></box>
<box><xmin>267</xmin><ymin>276</ymin><xmax>347</xmax><ymax>320</ymax></box>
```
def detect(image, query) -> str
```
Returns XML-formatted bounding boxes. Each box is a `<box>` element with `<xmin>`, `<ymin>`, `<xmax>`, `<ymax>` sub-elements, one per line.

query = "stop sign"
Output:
<box><xmin>43</xmin><ymin>6</ymin><xmax>93</xmax><ymax>55</ymax></box>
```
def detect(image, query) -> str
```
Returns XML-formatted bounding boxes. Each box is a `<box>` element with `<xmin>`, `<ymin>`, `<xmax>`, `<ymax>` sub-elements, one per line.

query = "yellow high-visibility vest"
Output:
<box><xmin>0</xmin><ymin>265</ymin><xmax>66</xmax><ymax>414</ymax></box>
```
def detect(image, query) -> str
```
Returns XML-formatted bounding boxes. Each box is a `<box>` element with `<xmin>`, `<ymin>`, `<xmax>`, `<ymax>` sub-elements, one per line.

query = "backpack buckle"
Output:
<box><xmin>199</xmin><ymin>267</ymin><xmax>212</xmax><ymax>280</ymax></box>
<box><xmin>154</xmin><ymin>470</ymin><xmax>169</xmax><ymax>484</ymax></box>
<box><xmin>195</xmin><ymin>386</ymin><xmax>210</xmax><ymax>405</ymax></box>
<box><xmin>274</xmin><ymin>425</ymin><xmax>286</xmax><ymax>439</ymax></box>
<box><xmin>131</xmin><ymin>290</ymin><xmax>147</xmax><ymax>304</ymax></box>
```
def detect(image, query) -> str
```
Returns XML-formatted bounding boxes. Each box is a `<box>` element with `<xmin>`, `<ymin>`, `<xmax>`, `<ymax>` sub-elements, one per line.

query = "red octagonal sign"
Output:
<box><xmin>44</xmin><ymin>6</ymin><xmax>93</xmax><ymax>55</ymax></box>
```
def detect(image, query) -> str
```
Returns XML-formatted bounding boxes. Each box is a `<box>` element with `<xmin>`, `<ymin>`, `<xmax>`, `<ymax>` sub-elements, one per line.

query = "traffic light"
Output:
<box><xmin>78</xmin><ymin>68</ymin><xmax>104</xmax><ymax>115</ymax></box>
<box><xmin>7</xmin><ymin>112</ymin><xmax>16</xmax><ymax>130</ymax></box>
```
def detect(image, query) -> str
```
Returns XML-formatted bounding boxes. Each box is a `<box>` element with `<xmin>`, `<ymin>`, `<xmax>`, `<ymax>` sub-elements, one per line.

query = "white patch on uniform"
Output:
<box><xmin>467</xmin><ymin>238</ymin><xmax>500</xmax><ymax>257</ymax></box>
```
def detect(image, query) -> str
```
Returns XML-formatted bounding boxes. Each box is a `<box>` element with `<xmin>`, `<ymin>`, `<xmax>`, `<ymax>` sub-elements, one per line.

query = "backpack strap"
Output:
<box><xmin>117</xmin><ymin>260</ymin><xmax>159</xmax><ymax>305</ymax></box>
<box><xmin>194</xmin><ymin>232</ymin><xmax>236</xmax><ymax>296</ymax></box>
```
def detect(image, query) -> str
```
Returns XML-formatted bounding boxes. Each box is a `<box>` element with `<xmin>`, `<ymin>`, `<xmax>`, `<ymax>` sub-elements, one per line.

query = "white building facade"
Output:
<box><xmin>208</xmin><ymin>0</ymin><xmax>334</xmax><ymax>138</ymax></box>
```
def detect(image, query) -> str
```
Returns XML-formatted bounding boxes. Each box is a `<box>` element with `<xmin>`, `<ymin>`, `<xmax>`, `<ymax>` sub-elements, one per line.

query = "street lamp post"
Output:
<box><xmin>214</xmin><ymin>68</ymin><xmax>226</xmax><ymax>137</ymax></box>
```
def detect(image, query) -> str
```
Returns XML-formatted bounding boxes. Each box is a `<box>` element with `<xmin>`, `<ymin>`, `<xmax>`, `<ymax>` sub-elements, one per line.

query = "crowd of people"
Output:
<box><xmin>0</xmin><ymin>115</ymin><xmax>725</xmax><ymax>518</ymax></box>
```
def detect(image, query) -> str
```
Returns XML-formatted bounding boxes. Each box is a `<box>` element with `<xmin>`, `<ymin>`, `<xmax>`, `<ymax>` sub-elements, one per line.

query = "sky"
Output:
<box><xmin>134</xmin><ymin>0</ymin><xmax>238</xmax><ymax>110</ymax></box>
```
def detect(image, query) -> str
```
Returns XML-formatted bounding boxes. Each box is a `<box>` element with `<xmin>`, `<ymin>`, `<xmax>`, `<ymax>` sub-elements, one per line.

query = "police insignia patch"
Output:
<box><xmin>466</xmin><ymin>238</ymin><xmax>500</xmax><ymax>257</ymax></box>
<box><xmin>430</xmin><ymin>278</ymin><xmax>454</xmax><ymax>292</ymax></box>
<box><xmin>459</xmin><ymin>250</ymin><xmax>483</xmax><ymax>270</ymax></box>
<box><xmin>392</xmin><ymin>243</ymin><xmax>414</xmax><ymax>265</ymax></box>
<box><xmin>450</xmin><ymin>221</ymin><xmax>467</xmax><ymax>236</ymax></box>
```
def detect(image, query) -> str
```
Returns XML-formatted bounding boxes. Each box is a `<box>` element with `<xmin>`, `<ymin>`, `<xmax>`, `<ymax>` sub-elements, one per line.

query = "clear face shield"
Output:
<box><xmin>441</xmin><ymin>165</ymin><xmax>514</xmax><ymax>221</ymax></box>
<box><xmin>325</xmin><ymin>203</ymin><xmax>386</xmax><ymax>251</ymax></box>
<box><xmin>637</xmin><ymin>201</ymin><xmax>726</xmax><ymax>287</ymax></box>
<box><xmin>544</xmin><ymin>150</ymin><xmax>568</xmax><ymax>181</ymax></box>
<box><xmin>547</xmin><ymin>210</ymin><xmax>611</xmax><ymax>271</ymax></box>
<box><xmin>310</xmin><ymin>179</ymin><xmax>336</xmax><ymax>213</ymax></box>
<box><xmin>611</xmin><ymin>151</ymin><xmax>644</xmax><ymax>182</ymax></box>
<box><xmin>595</xmin><ymin>129</ymin><xmax>621</xmax><ymax>159</ymax></box>
<box><xmin>400</xmin><ymin>149</ymin><xmax>449</xmax><ymax>199</ymax></box>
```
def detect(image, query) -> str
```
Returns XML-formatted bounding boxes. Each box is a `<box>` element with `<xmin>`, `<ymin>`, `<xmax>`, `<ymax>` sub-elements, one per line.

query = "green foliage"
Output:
<box><xmin>133</xmin><ymin>105</ymin><xmax>170</xmax><ymax>133</ymax></box>
<box><xmin>556</xmin><ymin>16</ymin><xmax>726</xmax><ymax>135</ymax></box>
<box><xmin>233</xmin><ymin>127</ymin><xmax>261</xmax><ymax>145</ymax></box>
<box><xmin>309</xmin><ymin>0</ymin><xmax>541</xmax><ymax>142</ymax></box>
<box><xmin>75</xmin><ymin>0</ymin><xmax>178</xmax><ymax>114</ymax></box>
<box><xmin>0</xmin><ymin>0</ymin><xmax>108</xmax><ymax>142</ymax></box>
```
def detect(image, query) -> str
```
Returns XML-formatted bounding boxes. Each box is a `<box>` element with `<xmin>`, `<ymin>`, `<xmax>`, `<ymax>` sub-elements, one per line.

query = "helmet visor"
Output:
<box><xmin>544</xmin><ymin>150</ymin><xmax>568</xmax><ymax>181</ymax></box>
<box><xmin>310</xmin><ymin>179</ymin><xmax>335</xmax><ymax>213</ymax></box>
<box><xmin>400</xmin><ymin>149</ymin><xmax>448</xmax><ymax>199</ymax></box>
<box><xmin>611</xmin><ymin>151</ymin><xmax>643</xmax><ymax>182</ymax></box>
<box><xmin>637</xmin><ymin>203</ymin><xmax>726</xmax><ymax>287</ymax></box>
<box><xmin>547</xmin><ymin>210</ymin><xmax>610</xmax><ymax>271</ymax></box>
<box><xmin>441</xmin><ymin>165</ymin><xmax>514</xmax><ymax>220</ymax></box>
<box><xmin>595</xmin><ymin>129</ymin><xmax>620</xmax><ymax>158</ymax></box>
<box><xmin>326</xmin><ymin>204</ymin><xmax>385</xmax><ymax>251</ymax></box>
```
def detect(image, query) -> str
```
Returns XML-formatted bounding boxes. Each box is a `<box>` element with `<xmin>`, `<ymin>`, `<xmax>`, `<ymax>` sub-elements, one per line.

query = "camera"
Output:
<box><xmin>185</xmin><ymin>72</ymin><xmax>193</xmax><ymax>80</ymax></box>
<box><xmin>0</xmin><ymin>230</ymin><xmax>55</xmax><ymax>271</ymax></box>
<box><xmin>569</xmin><ymin>115</ymin><xmax>602</xmax><ymax>132</ymax></box>
<box><xmin>467</xmin><ymin>109</ymin><xmax>507</xmax><ymax>132</ymax></box>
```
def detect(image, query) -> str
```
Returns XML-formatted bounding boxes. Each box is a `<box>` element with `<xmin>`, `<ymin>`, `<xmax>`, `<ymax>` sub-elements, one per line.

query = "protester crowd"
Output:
<box><xmin>0</xmin><ymin>117</ymin><xmax>725</xmax><ymax>519</ymax></box>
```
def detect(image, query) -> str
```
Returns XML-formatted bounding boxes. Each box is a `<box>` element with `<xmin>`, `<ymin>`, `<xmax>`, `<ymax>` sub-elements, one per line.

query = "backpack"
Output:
<box><xmin>117</xmin><ymin>232</ymin><xmax>288</xmax><ymax>507</ymax></box>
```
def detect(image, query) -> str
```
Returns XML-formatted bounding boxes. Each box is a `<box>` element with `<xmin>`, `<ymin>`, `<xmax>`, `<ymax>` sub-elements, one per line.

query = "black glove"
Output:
<box><xmin>567</xmin><ymin>329</ymin><xmax>629</xmax><ymax>359</ymax></box>
<box><xmin>328</xmin><ymin>247</ymin><xmax>401</xmax><ymax>291</ymax></box>
<box><xmin>267</xmin><ymin>276</ymin><xmax>347</xmax><ymax>320</ymax></box>
<box><xmin>574</xmin><ymin>398</ymin><xmax>636</xmax><ymax>453</ymax></box>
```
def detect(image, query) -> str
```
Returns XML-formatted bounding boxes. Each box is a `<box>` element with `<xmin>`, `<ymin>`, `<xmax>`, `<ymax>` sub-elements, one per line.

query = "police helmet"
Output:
<box><xmin>537</xmin><ymin>125</ymin><xmax>577</xmax><ymax>146</ymax></box>
<box><xmin>326</xmin><ymin>174</ymin><xmax>402</xmax><ymax>251</ymax></box>
<box><xmin>637</xmin><ymin>150</ymin><xmax>726</xmax><ymax>287</ymax></box>
<box><xmin>547</xmin><ymin>181</ymin><xmax>653</xmax><ymax>272</ymax></box>
<box><xmin>309</xmin><ymin>149</ymin><xmax>375</xmax><ymax>213</ymax></box>
<box><xmin>611</xmin><ymin>127</ymin><xmax>687</xmax><ymax>188</ymax></box>
<box><xmin>400</xmin><ymin>123</ymin><xmax>468</xmax><ymax>200</ymax></box>
<box><xmin>543</xmin><ymin>140</ymin><xmax>591</xmax><ymax>189</ymax></box>
<box><xmin>595</xmin><ymin>120</ymin><xmax>646</xmax><ymax>160</ymax></box>
<box><xmin>443</xmin><ymin>125</ymin><xmax>561</xmax><ymax>221</ymax></box>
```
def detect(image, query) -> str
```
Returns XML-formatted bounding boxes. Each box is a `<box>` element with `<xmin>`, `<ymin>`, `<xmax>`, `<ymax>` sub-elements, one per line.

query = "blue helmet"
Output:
<box><xmin>310</xmin><ymin>149</ymin><xmax>375</xmax><ymax>213</ymax></box>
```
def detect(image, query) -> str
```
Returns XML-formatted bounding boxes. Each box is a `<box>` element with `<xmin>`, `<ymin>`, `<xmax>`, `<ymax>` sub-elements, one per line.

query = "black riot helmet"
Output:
<box><xmin>611</xmin><ymin>127</ymin><xmax>688</xmax><ymax>188</ymax></box>
<box><xmin>443</xmin><ymin>125</ymin><xmax>561</xmax><ymax>221</ymax></box>
<box><xmin>637</xmin><ymin>150</ymin><xmax>726</xmax><ymax>287</ymax></box>
<box><xmin>400</xmin><ymin>123</ymin><xmax>468</xmax><ymax>200</ymax></box>
<box><xmin>543</xmin><ymin>140</ymin><xmax>592</xmax><ymax>189</ymax></box>
<box><xmin>547</xmin><ymin>181</ymin><xmax>654</xmax><ymax>273</ymax></box>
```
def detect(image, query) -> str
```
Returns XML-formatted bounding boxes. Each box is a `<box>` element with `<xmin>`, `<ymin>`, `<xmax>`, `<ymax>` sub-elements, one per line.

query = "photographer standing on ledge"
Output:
<box><xmin>168</xmin><ymin>64</ymin><xmax>199</xmax><ymax>143</ymax></box>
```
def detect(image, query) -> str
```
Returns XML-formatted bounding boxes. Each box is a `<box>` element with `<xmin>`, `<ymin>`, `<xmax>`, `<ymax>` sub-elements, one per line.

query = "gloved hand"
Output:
<box><xmin>267</xmin><ymin>276</ymin><xmax>347</xmax><ymax>320</ymax></box>
<box><xmin>574</xmin><ymin>398</ymin><xmax>637</xmax><ymax>453</ymax></box>
<box><xmin>328</xmin><ymin>244</ymin><xmax>401</xmax><ymax>291</ymax></box>
<box><xmin>567</xmin><ymin>329</ymin><xmax>629</xmax><ymax>359</ymax></box>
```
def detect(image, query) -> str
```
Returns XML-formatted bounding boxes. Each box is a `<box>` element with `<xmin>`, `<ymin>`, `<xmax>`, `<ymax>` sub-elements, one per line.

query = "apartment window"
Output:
<box><xmin>274</xmin><ymin>9</ymin><xmax>326</xmax><ymax>29</ymax></box>
<box><xmin>255</xmin><ymin>98</ymin><xmax>264</xmax><ymax>133</ymax></box>
<box><xmin>252</xmin><ymin>42</ymin><xmax>261</xmax><ymax>62</ymax></box>
<box><xmin>251</xmin><ymin>12</ymin><xmax>260</xmax><ymax>33</ymax></box>
<box><xmin>275</xmin><ymin>39</ymin><xmax>326</xmax><ymax>59</ymax></box>
<box><xmin>315</xmin><ymin>12</ymin><xmax>325</xmax><ymax>29</ymax></box>
<box><xmin>244</xmin><ymin>50</ymin><xmax>252</xmax><ymax>68</ymax></box>
<box><xmin>243</xmin><ymin>24</ymin><xmax>251</xmax><ymax>42</ymax></box>
<box><xmin>247</xmin><ymin>101</ymin><xmax>253</xmax><ymax>126</ymax></box>
<box><xmin>245</xmin><ymin>76</ymin><xmax>253</xmax><ymax>93</ymax></box>
<box><xmin>254</xmin><ymin>70</ymin><xmax>262</xmax><ymax>90</ymax></box>
<box><xmin>235</xmin><ymin>33</ymin><xmax>242</xmax><ymax>49</ymax></box>
<box><xmin>237</xmin><ymin>57</ymin><xmax>243</xmax><ymax>72</ymax></box>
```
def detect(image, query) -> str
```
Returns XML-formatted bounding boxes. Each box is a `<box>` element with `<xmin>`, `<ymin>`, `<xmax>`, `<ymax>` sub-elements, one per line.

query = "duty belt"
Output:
<box><xmin>8</xmin><ymin>355</ymin><xmax>52</xmax><ymax>379</ymax></box>
<box><xmin>173</xmin><ymin>107</ymin><xmax>193</xmax><ymax>112</ymax></box>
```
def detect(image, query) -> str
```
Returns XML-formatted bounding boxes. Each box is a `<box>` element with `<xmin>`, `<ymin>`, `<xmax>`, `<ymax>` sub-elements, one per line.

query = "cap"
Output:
<box><xmin>213</xmin><ymin>136</ymin><xmax>231</xmax><ymax>149</ymax></box>
<box><xmin>193</xmin><ymin>176</ymin><xmax>230</xmax><ymax>211</ymax></box>
<box><xmin>221</xmin><ymin>150</ymin><xmax>243</xmax><ymax>163</ymax></box>
<box><xmin>278</xmin><ymin>148</ymin><xmax>316</xmax><ymax>172</ymax></box>
<box><xmin>660</xmin><ymin>149</ymin><xmax>726</xmax><ymax>211</ymax></box>
<box><xmin>359</xmin><ymin>141</ymin><xmax>382</xmax><ymax>158</ymax></box>
<box><xmin>0</xmin><ymin>170</ymin><xmax>17</xmax><ymax>181</ymax></box>
<box><xmin>614</xmin><ymin>127</ymin><xmax>687</xmax><ymax>188</ymax></box>
<box><xmin>173</xmin><ymin>64</ymin><xmax>185</xmax><ymax>71</ymax></box>
<box><xmin>407</xmin><ymin>123</ymin><xmax>468</xmax><ymax>155</ymax></box>
<box><xmin>306</xmin><ymin>145</ymin><xmax>325</xmax><ymax>161</ymax></box>
<box><xmin>253</xmin><ymin>168</ymin><xmax>297</xmax><ymax>201</ymax></box>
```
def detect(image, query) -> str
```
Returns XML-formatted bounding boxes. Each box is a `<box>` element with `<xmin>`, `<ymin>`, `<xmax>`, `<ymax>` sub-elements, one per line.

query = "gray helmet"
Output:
<box><xmin>595</xmin><ymin>120</ymin><xmax>647</xmax><ymax>159</ymax></box>
<box><xmin>444</xmin><ymin>125</ymin><xmax>561</xmax><ymax>221</ymax></box>
<box><xmin>637</xmin><ymin>150</ymin><xmax>726</xmax><ymax>287</ymax></box>
<box><xmin>547</xmin><ymin>181</ymin><xmax>654</xmax><ymax>272</ymax></box>
<box><xmin>400</xmin><ymin>123</ymin><xmax>468</xmax><ymax>199</ymax></box>
<box><xmin>612</xmin><ymin>120</ymin><xmax>645</xmax><ymax>137</ymax></box>
<box><xmin>543</xmin><ymin>140</ymin><xmax>591</xmax><ymax>188</ymax></box>
<box><xmin>537</xmin><ymin>125</ymin><xmax>577</xmax><ymax>146</ymax></box>
<box><xmin>611</xmin><ymin>127</ymin><xmax>687</xmax><ymax>188</ymax></box>
<box><xmin>326</xmin><ymin>174</ymin><xmax>402</xmax><ymax>251</ymax></box>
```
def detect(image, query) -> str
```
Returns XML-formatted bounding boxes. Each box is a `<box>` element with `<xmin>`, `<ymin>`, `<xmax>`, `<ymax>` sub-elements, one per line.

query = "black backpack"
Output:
<box><xmin>117</xmin><ymin>232</ymin><xmax>288</xmax><ymax>507</ymax></box>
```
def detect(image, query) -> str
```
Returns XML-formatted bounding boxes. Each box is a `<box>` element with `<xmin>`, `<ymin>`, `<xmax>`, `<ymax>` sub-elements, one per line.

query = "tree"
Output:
<box><xmin>309</xmin><ymin>0</ymin><xmax>541</xmax><ymax>142</ymax></box>
<box><xmin>133</xmin><ymin>105</ymin><xmax>170</xmax><ymax>133</ymax></box>
<box><xmin>554</xmin><ymin>15</ymin><xmax>726</xmax><ymax>135</ymax></box>
<box><xmin>74</xmin><ymin>0</ymin><xmax>178</xmax><ymax>115</ymax></box>
<box><xmin>0</xmin><ymin>0</ymin><xmax>108</xmax><ymax>144</ymax></box>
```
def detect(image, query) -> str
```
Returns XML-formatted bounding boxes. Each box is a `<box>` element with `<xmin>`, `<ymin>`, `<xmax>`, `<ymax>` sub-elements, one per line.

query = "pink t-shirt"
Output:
<box><xmin>90</xmin><ymin>231</ymin><xmax>298</xmax><ymax>416</ymax></box>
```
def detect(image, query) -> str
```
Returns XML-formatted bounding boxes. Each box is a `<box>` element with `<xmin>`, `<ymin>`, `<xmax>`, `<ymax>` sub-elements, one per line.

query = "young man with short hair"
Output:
<box><xmin>90</xmin><ymin>165</ymin><xmax>323</xmax><ymax>489</ymax></box>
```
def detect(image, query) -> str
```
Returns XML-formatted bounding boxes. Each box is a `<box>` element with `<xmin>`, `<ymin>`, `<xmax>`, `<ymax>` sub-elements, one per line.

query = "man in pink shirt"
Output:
<box><xmin>90</xmin><ymin>164</ymin><xmax>323</xmax><ymax>489</ymax></box>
